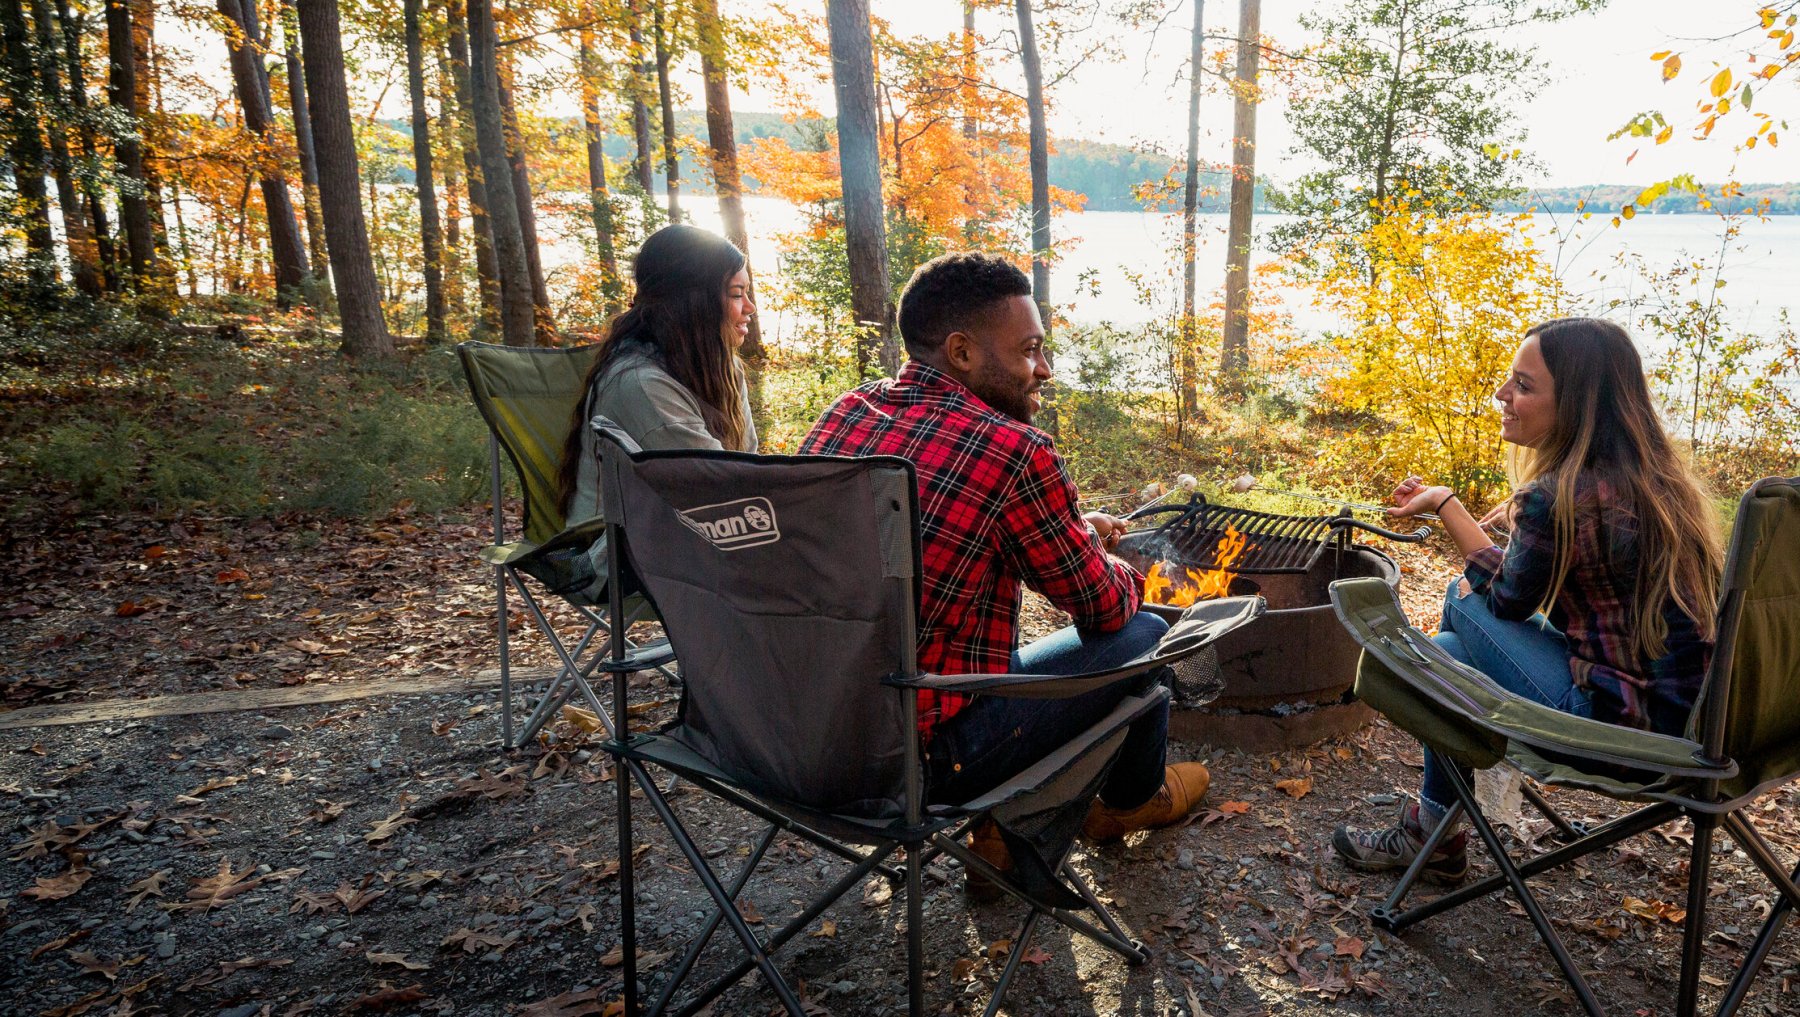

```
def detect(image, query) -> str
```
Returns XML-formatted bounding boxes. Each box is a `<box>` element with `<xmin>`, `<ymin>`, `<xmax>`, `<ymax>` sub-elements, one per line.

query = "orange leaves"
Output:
<box><xmin>1276</xmin><ymin>776</ymin><xmax>1315</xmax><ymax>799</ymax></box>
<box><xmin>1660</xmin><ymin>52</ymin><xmax>1682</xmax><ymax>81</ymax></box>
<box><xmin>1622</xmin><ymin>896</ymin><xmax>1687</xmax><ymax>924</ymax></box>
<box><xmin>214</xmin><ymin>567</ymin><xmax>250</xmax><ymax>584</ymax></box>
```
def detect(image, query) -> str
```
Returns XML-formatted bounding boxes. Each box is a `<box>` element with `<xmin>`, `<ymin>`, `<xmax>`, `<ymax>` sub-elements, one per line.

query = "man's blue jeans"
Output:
<box><xmin>923</xmin><ymin>611</ymin><xmax>1171</xmax><ymax>810</ymax></box>
<box><xmin>1419</xmin><ymin>578</ymin><xmax>1591</xmax><ymax>821</ymax></box>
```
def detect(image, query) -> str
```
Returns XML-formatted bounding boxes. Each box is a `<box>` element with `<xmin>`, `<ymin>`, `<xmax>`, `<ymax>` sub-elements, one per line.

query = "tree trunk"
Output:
<box><xmin>131</xmin><ymin>0</ymin><xmax>169</xmax><ymax>260</ymax></box>
<box><xmin>297</xmin><ymin>0</ymin><xmax>394</xmax><ymax>356</ymax></box>
<box><xmin>696</xmin><ymin>0</ymin><xmax>761</xmax><ymax>409</ymax></box>
<box><xmin>281</xmin><ymin>0</ymin><xmax>332</xmax><ymax>304</ymax></box>
<box><xmin>105</xmin><ymin>0</ymin><xmax>156</xmax><ymax>286</ymax></box>
<box><xmin>961</xmin><ymin>1</ymin><xmax>977</xmax><ymax>140</ymax></box>
<box><xmin>1178</xmin><ymin>0</ymin><xmax>1205</xmax><ymax>417</ymax></box>
<box><xmin>445</xmin><ymin>0</ymin><xmax>498</xmax><ymax>328</ymax></box>
<box><xmin>218</xmin><ymin>0</ymin><xmax>310</xmax><ymax>305</ymax></box>
<box><xmin>1</xmin><ymin>0</ymin><xmax>58</xmax><ymax>292</ymax></box>
<box><xmin>826</xmin><ymin>0</ymin><xmax>894</xmax><ymax>376</ymax></box>
<box><xmin>59</xmin><ymin>0</ymin><xmax>117</xmax><ymax>291</ymax></box>
<box><xmin>1220</xmin><ymin>0</ymin><xmax>1260</xmax><ymax>387</ymax></box>
<box><xmin>30</xmin><ymin>0</ymin><xmax>100</xmax><ymax>294</ymax></box>
<box><xmin>436</xmin><ymin>32</ymin><xmax>465</xmax><ymax>316</ymax></box>
<box><xmin>652</xmin><ymin>0</ymin><xmax>680</xmax><ymax>223</ymax></box>
<box><xmin>465</xmin><ymin>0</ymin><xmax>535</xmax><ymax>346</ymax></box>
<box><xmin>496</xmin><ymin>60</ymin><xmax>554</xmax><ymax>341</ymax></box>
<box><xmin>627</xmin><ymin>0</ymin><xmax>654</xmax><ymax>193</ymax></box>
<box><xmin>1015</xmin><ymin>0</ymin><xmax>1054</xmax><ymax>431</ymax></box>
<box><xmin>403</xmin><ymin>0</ymin><xmax>446</xmax><ymax>342</ymax></box>
<box><xmin>578</xmin><ymin>21</ymin><xmax>620</xmax><ymax>309</ymax></box>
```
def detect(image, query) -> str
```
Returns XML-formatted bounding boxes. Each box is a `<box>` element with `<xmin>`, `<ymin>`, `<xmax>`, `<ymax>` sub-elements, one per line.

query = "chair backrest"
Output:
<box><xmin>1695</xmin><ymin>476</ymin><xmax>1800</xmax><ymax>800</ymax></box>
<box><xmin>457</xmin><ymin>341</ymin><xmax>600</xmax><ymax>546</ymax></box>
<box><xmin>597</xmin><ymin>421</ymin><xmax>918</xmax><ymax>819</ymax></box>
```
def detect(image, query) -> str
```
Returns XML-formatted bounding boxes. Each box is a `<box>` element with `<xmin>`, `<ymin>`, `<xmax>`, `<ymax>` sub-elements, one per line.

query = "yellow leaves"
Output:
<box><xmin>1710</xmin><ymin>67</ymin><xmax>1734</xmax><ymax>97</ymax></box>
<box><xmin>1762</xmin><ymin>8</ymin><xmax>1779</xmax><ymax>30</ymax></box>
<box><xmin>1622</xmin><ymin>896</ymin><xmax>1687</xmax><ymax>924</ymax></box>
<box><xmin>1662</xmin><ymin>53</ymin><xmax>1683</xmax><ymax>81</ymax></box>
<box><xmin>1655</xmin><ymin>124</ymin><xmax>1674</xmax><ymax>144</ymax></box>
<box><xmin>1621</xmin><ymin>204</ymin><xmax>1637</xmax><ymax>220</ymax></box>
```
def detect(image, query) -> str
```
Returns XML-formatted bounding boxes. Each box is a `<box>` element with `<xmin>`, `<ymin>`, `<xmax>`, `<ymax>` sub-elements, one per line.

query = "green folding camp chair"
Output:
<box><xmin>1328</xmin><ymin>475</ymin><xmax>1800</xmax><ymax>1017</ymax></box>
<box><xmin>456</xmin><ymin>340</ymin><xmax>670</xmax><ymax>749</ymax></box>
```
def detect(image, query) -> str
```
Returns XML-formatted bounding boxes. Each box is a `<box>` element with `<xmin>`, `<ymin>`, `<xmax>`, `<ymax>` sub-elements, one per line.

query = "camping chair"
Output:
<box><xmin>456</xmin><ymin>341</ymin><xmax>672</xmax><ymax>749</ymax></box>
<box><xmin>588</xmin><ymin>420</ymin><xmax>1266</xmax><ymax>1017</ymax></box>
<box><xmin>1328</xmin><ymin>476</ymin><xmax>1800</xmax><ymax>1017</ymax></box>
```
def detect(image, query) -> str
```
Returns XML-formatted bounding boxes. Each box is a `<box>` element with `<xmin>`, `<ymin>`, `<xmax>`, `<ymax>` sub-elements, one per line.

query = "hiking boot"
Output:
<box><xmin>963</xmin><ymin>819</ymin><xmax>1013</xmax><ymax>903</ymax></box>
<box><xmin>1333</xmin><ymin>801</ymin><xmax>1470</xmax><ymax>884</ymax></box>
<box><xmin>1082</xmin><ymin>762</ymin><xmax>1212</xmax><ymax>844</ymax></box>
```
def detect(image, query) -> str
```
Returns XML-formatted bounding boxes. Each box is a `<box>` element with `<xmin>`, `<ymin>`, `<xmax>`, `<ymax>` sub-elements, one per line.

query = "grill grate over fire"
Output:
<box><xmin>1125</xmin><ymin>495</ymin><xmax>1432</xmax><ymax>577</ymax></box>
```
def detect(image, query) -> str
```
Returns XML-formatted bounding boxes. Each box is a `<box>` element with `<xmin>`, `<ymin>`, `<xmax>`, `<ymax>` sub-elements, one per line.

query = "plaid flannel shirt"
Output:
<box><xmin>801</xmin><ymin>361</ymin><xmax>1144</xmax><ymax>737</ymax></box>
<box><xmin>1465</xmin><ymin>478</ymin><xmax>1712</xmax><ymax>734</ymax></box>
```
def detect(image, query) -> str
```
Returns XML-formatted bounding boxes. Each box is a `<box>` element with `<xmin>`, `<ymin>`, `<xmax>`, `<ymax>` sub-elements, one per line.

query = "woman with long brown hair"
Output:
<box><xmin>558</xmin><ymin>223</ymin><xmax>758</xmax><ymax>529</ymax></box>
<box><xmin>1334</xmin><ymin>317</ymin><xmax>1723</xmax><ymax>883</ymax></box>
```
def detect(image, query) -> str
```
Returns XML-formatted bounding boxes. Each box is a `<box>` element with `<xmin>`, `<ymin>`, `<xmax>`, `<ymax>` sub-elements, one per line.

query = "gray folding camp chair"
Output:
<box><xmin>456</xmin><ymin>341</ymin><xmax>672</xmax><ymax>748</ymax></box>
<box><xmin>588</xmin><ymin>419</ymin><xmax>1265</xmax><ymax>1016</ymax></box>
<box><xmin>1329</xmin><ymin>476</ymin><xmax>1800</xmax><ymax>1017</ymax></box>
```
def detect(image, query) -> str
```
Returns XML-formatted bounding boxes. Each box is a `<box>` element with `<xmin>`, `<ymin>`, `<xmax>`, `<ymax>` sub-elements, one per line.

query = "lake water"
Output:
<box><xmin>653</xmin><ymin>196</ymin><xmax>1799</xmax><ymax>351</ymax></box>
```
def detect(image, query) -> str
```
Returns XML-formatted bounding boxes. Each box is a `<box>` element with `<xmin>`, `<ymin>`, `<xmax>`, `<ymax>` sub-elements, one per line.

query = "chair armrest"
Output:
<box><xmin>888</xmin><ymin>596</ymin><xmax>1265</xmax><ymax>701</ymax></box>
<box><xmin>595</xmin><ymin>638</ymin><xmax>677</xmax><ymax>674</ymax></box>
<box><xmin>1330</xmin><ymin>577</ymin><xmax>1736</xmax><ymax>781</ymax></box>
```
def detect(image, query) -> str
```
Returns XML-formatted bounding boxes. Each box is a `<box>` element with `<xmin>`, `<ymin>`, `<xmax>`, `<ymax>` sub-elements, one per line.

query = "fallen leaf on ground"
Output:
<box><xmin>1218</xmin><ymin>800</ymin><xmax>1252</xmax><ymax>814</ymax></box>
<box><xmin>518</xmin><ymin>988</ymin><xmax>610</xmax><ymax>1017</ymax></box>
<box><xmin>364</xmin><ymin>810</ymin><xmax>416</xmax><ymax>844</ymax></box>
<box><xmin>124</xmin><ymin>869</ymin><xmax>170</xmax><ymax>913</ymax></box>
<box><xmin>441</xmin><ymin>928</ymin><xmax>520</xmax><ymax>955</ymax></box>
<box><xmin>365</xmin><ymin>951</ymin><xmax>430</xmax><ymax>971</ymax></box>
<box><xmin>22</xmin><ymin>868</ymin><xmax>92</xmax><ymax>901</ymax></box>
<box><xmin>308</xmin><ymin>800</ymin><xmax>348</xmax><ymax>824</ymax></box>
<box><xmin>1276</xmin><ymin>776</ymin><xmax>1314</xmax><ymax>799</ymax></box>
<box><xmin>1334</xmin><ymin>935</ymin><xmax>1366</xmax><ymax>959</ymax></box>
<box><xmin>30</xmin><ymin>928</ymin><xmax>89</xmax><ymax>960</ymax></box>
<box><xmin>348</xmin><ymin>983</ymin><xmax>429</xmax><ymax>1010</ymax></box>
<box><xmin>810</xmin><ymin>919</ymin><xmax>836</xmax><ymax>938</ymax></box>
<box><xmin>736</xmin><ymin>898</ymin><xmax>764</xmax><ymax>924</ymax></box>
<box><xmin>215</xmin><ymin>568</ymin><xmax>251</xmax><ymax>584</ymax></box>
<box><xmin>1019</xmin><ymin>946</ymin><xmax>1053</xmax><ymax>965</ymax></box>
<box><xmin>1622</xmin><ymin>896</ymin><xmax>1687</xmax><ymax>923</ymax></box>
<box><xmin>598</xmin><ymin>945</ymin><xmax>671</xmax><ymax>969</ymax></box>
<box><xmin>335</xmin><ymin>880</ymin><xmax>388</xmax><ymax>914</ymax></box>
<box><xmin>172</xmin><ymin>857</ymin><xmax>264</xmax><ymax>911</ymax></box>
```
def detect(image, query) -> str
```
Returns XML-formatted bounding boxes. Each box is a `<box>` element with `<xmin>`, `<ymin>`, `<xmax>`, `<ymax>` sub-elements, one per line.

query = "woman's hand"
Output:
<box><xmin>1388</xmin><ymin>476</ymin><xmax>1453</xmax><ymax>518</ymax></box>
<box><xmin>1084</xmin><ymin>511</ymin><xmax>1129</xmax><ymax>552</ymax></box>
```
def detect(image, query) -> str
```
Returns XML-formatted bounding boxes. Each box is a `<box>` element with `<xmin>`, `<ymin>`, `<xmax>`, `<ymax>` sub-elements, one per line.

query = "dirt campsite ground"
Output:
<box><xmin>3</xmin><ymin>503</ymin><xmax>1798</xmax><ymax>1017</ymax></box>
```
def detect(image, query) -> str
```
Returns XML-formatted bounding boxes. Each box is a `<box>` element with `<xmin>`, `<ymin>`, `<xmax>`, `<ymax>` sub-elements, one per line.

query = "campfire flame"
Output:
<box><xmin>1144</xmin><ymin>524</ymin><xmax>1251</xmax><ymax>607</ymax></box>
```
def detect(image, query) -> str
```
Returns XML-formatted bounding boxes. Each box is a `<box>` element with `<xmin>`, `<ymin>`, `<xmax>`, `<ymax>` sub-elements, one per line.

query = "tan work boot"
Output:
<box><xmin>963</xmin><ymin>819</ymin><xmax>1013</xmax><ymax>902</ymax></box>
<box><xmin>1081</xmin><ymin>762</ymin><xmax>1211</xmax><ymax>844</ymax></box>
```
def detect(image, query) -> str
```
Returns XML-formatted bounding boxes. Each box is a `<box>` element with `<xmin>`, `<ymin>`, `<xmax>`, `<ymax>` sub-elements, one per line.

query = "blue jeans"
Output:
<box><xmin>924</xmin><ymin>611</ymin><xmax>1171</xmax><ymax>810</ymax></box>
<box><xmin>1419</xmin><ymin>578</ymin><xmax>1591</xmax><ymax>820</ymax></box>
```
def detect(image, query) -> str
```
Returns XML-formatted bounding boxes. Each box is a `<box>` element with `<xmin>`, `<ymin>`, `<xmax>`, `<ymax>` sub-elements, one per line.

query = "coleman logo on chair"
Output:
<box><xmin>677</xmin><ymin>496</ymin><xmax>781</xmax><ymax>550</ymax></box>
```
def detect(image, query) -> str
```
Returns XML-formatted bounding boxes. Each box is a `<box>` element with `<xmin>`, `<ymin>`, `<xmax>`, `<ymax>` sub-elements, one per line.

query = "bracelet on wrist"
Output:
<box><xmin>1431</xmin><ymin>491</ymin><xmax>1457</xmax><ymax>515</ymax></box>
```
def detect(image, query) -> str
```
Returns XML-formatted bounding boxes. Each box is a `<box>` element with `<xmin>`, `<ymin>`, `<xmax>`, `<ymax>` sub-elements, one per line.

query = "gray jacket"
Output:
<box><xmin>569</xmin><ymin>339</ymin><xmax>758</xmax><ymax>528</ymax></box>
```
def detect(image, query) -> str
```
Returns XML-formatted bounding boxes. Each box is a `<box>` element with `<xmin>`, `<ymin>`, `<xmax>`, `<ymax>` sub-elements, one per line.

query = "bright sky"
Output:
<box><xmin>743</xmin><ymin>0</ymin><xmax>1796</xmax><ymax>189</ymax></box>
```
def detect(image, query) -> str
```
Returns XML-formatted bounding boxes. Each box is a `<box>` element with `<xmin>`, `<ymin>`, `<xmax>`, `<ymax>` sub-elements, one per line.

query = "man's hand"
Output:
<box><xmin>1084</xmin><ymin>512</ymin><xmax>1129</xmax><ymax>552</ymax></box>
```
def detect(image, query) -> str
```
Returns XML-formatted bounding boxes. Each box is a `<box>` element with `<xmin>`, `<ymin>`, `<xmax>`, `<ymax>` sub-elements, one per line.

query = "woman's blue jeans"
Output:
<box><xmin>923</xmin><ymin>611</ymin><xmax>1171</xmax><ymax>810</ymax></box>
<box><xmin>1419</xmin><ymin>578</ymin><xmax>1591</xmax><ymax>821</ymax></box>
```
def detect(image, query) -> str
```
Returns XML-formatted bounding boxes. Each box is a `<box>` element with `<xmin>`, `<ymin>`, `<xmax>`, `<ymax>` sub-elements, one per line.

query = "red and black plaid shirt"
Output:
<box><xmin>801</xmin><ymin>361</ymin><xmax>1143</xmax><ymax>737</ymax></box>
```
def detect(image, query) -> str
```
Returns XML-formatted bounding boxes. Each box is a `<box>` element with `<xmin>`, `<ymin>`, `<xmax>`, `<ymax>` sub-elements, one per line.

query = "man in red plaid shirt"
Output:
<box><xmin>802</xmin><ymin>252</ymin><xmax>1210</xmax><ymax>866</ymax></box>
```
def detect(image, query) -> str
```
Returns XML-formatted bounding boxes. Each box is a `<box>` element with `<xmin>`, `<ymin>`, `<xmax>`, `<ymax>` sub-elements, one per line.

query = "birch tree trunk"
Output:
<box><xmin>1015</xmin><ymin>0</ymin><xmax>1054</xmax><ymax>432</ymax></box>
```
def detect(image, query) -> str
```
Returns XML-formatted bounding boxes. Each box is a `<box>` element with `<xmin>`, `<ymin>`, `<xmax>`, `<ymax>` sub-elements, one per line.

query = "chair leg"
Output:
<box><xmin>1443</xmin><ymin>765</ymin><xmax>1606</xmax><ymax>1017</ymax></box>
<box><xmin>1519</xmin><ymin>779</ymin><xmax>1588</xmax><ymax>842</ymax></box>
<box><xmin>1060</xmin><ymin>861</ymin><xmax>1149</xmax><ymax>964</ymax></box>
<box><xmin>982</xmin><ymin>909</ymin><xmax>1044</xmax><ymax>1017</ymax></box>
<box><xmin>650</xmin><ymin>823</ymin><xmax>779</xmax><ymax>1015</ymax></box>
<box><xmin>496</xmin><ymin>563</ymin><xmax>513</xmax><ymax>749</ymax></box>
<box><xmin>1383</xmin><ymin>799</ymin><xmax>1682</xmax><ymax>932</ymax></box>
<box><xmin>1371</xmin><ymin>799</ymin><xmax>1466</xmax><ymax>931</ymax></box>
<box><xmin>907</xmin><ymin>844</ymin><xmax>925</xmax><ymax>1017</ymax></box>
<box><xmin>665</xmin><ymin>843</ymin><xmax>898</xmax><ymax>1017</ymax></box>
<box><xmin>1678</xmin><ymin>814</ymin><xmax>1718</xmax><ymax>1017</ymax></box>
<box><xmin>627</xmin><ymin>759</ymin><xmax>809</xmax><ymax>1017</ymax></box>
<box><xmin>618</xmin><ymin>731</ymin><xmax>638</xmax><ymax>1017</ymax></box>
<box><xmin>1713</xmin><ymin>833</ymin><xmax>1800</xmax><ymax>1017</ymax></box>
